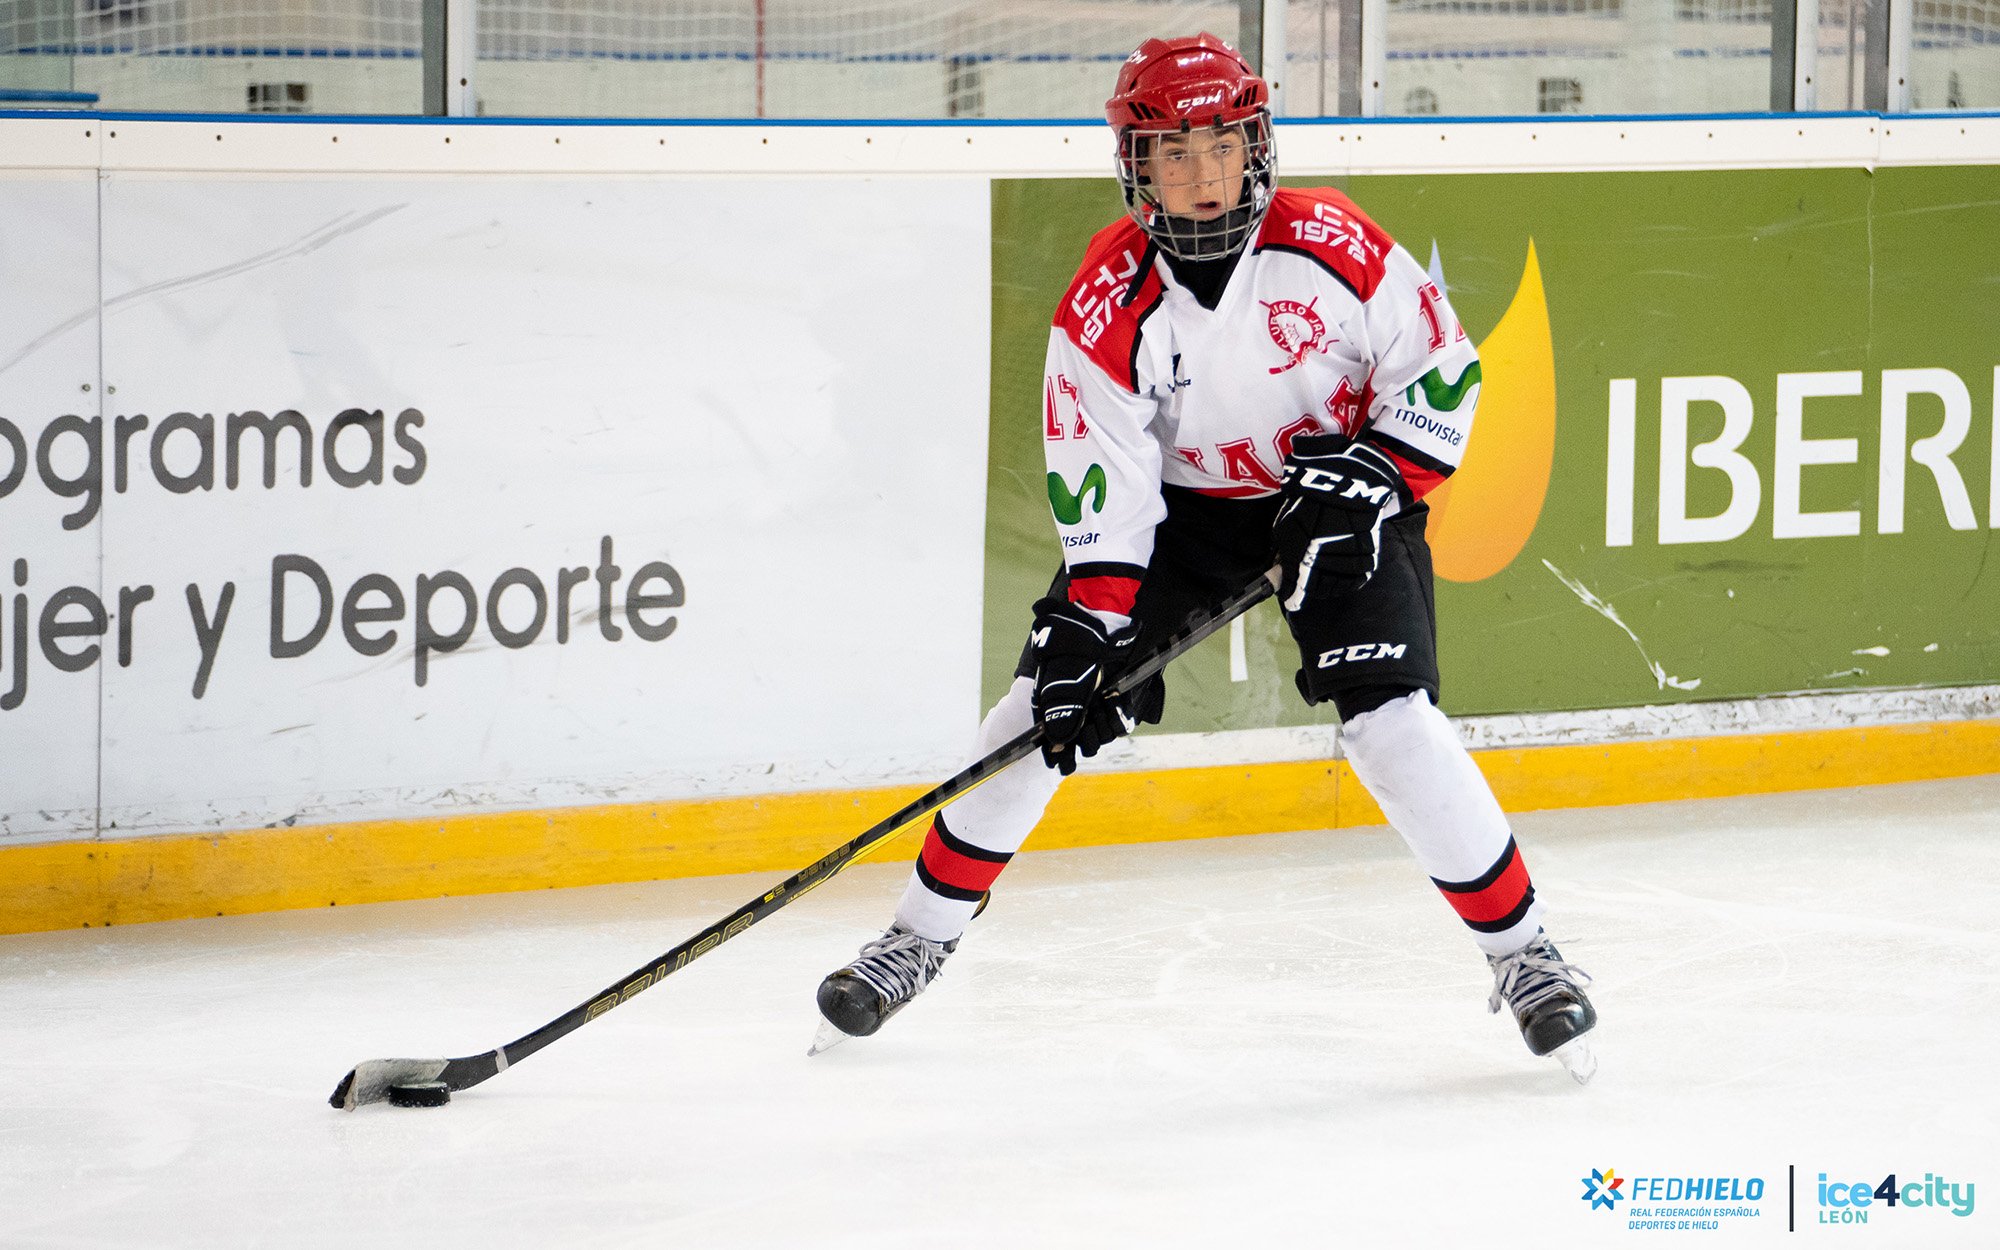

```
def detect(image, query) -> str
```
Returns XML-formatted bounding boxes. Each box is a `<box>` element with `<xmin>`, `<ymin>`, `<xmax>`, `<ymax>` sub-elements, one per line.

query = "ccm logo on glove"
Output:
<box><xmin>1289</xmin><ymin>465</ymin><xmax>1393</xmax><ymax>505</ymax></box>
<box><xmin>1270</xmin><ymin>434</ymin><xmax>1404</xmax><ymax>612</ymax></box>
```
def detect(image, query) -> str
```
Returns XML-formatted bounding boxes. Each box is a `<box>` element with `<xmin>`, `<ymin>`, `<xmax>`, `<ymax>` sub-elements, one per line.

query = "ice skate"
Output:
<box><xmin>809</xmin><ymin>924</ymin><xmax>958</xmax><ymax>1055</ymax></box>
<box><xmin>1487</xmin><ymin>931</ymin><xmax>1598</xmax><ymax>1085</ymax></box>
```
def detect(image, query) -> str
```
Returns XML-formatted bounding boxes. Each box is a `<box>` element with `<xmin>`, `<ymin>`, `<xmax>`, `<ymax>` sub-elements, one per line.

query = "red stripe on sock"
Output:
<box><xmin>1439</xmin><ymin>845</ymin><xmax>1534</xmax><ymax>926</ymax></box>
<box><xmin>918</xmin><ymin>822</ymin><xmax>1010</xmax><ymax>895</ymax></box>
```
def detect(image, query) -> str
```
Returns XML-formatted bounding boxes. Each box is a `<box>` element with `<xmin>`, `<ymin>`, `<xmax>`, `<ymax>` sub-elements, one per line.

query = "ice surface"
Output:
<box><xmin>3</xmin><ymin>776</ymin><xmax>1996</xmax><ymax>1248</ymax></box>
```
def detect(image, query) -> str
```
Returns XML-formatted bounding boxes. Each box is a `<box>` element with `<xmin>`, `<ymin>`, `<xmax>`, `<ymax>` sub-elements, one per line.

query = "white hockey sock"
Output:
<box><xmin>895</xmin><ymin>677</ymin><xmax>1065</xmax><ymax>942</ymax></box>
<box><xmin>1340</xmin><ymin>690</ymin><xmax>1545</xmax><ymax>955</ymax></box>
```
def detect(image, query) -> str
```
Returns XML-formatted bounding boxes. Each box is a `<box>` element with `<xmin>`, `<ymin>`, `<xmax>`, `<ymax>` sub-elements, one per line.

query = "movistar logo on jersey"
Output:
<box><xmin>1406</xmin><ymin>360</ymin><xmax>1482</xmax><ymax>411</ymax></box>
<box><xmin>1047</xmin><ymin>464</ymin><xmax>1109</xmax><ymax>524</ymax></box>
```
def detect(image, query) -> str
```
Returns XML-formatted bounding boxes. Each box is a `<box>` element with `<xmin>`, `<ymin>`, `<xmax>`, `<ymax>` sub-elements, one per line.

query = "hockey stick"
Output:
<box><xmin>329</xmin><ymin>569</ymin><xmax>1277</xmax><ymax>1110</ymax></box>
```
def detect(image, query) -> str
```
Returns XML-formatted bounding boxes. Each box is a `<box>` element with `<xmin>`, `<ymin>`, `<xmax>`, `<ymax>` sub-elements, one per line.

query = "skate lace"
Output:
<box><xmin>1486</xmin><ymin>938</ymin><xmax>1593</xmax><ymax>1018</ymax></box>
<box><xmin>848</xmin><ymin>927</ymin><xmax>951</xmax><ymax>1005</ymax></box>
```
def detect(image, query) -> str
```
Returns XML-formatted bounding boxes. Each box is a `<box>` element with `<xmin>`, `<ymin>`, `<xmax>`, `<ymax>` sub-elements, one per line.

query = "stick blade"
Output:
<box><xmin>329</xmin><ymin>1058</ymin><xmax>451</xmax><ymax>1111</ymax></box>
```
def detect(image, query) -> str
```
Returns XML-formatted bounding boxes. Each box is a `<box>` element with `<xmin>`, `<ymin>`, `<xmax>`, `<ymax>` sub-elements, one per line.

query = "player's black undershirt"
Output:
<box><xmin>1161</xmin><ymin>246</ymin><xmax>1244</xmax><ymax>311</ymax></box>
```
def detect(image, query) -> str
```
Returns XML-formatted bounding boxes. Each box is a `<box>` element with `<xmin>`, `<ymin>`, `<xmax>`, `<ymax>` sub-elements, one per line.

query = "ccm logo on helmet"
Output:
<box><xmin>1317</xmin><ymin>642</ymin><xmax>1408</xmax><ymax>669</ymax></box>
<box><xmin>1173</xmin><ymin>89</ymin><xmax>1226</xmax><ymax>110</ymax></box>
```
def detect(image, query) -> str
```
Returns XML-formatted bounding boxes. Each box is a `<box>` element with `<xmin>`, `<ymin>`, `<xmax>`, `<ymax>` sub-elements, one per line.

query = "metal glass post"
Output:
<box><xmin>1886</xmin><ymin>0</ymin><xmax>1912</xmax><ymax>110</ymax></box>
<box><xmin>1239</xmin><ymin>0</ymin><xmax>1263</xmax><ymax>72</ymax></box>
<box><xmin>1260</xmin><ymin>0</ymin><xmax>1289</xmax><ymax>115</ymax></box>
<box><xmin>1863</xmin><ymin>0</ymin><xmax>1891</xmax><ymax>108</ymax></box>
<box><xmin>423</xmin><ymin>0</ymin><xmax>476</xmax><ymax>117</ymax></box>
<box><xmin>1795</xmin><ymin>0</ymin><xmax>1821</xmax><ymax>110</ymax></box>
<box><xmin>1335</xmin><ymin>0</ymin><xmax>1366</xmax><ymax>116</ymax></box>
<box><xmin>1773</xmin><ymin>0</ymin><xmax>1798</xmax><ymax>110</ymax></box>
<box><xmin>1358</xmin><ymin>0</ymin><xmax>1384</xmax><ymax>116</ymax></box>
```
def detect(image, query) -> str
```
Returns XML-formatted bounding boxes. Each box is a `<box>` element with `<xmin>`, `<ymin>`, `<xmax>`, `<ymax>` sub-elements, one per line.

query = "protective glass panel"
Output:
<box><xmin>1284</xmin><ymin>0</ymin><xmax>1349</xmax><ymax>118</ymax></box>
<box><xmin>472</xmin><ymin>0</ymin><xmax>1241</xmax><ymax>119</ymax></box>
<box><xmin>1809</xmin><ymin>0</ymin><xmax>1875</xmax><ymax>108</ymax></box>
<box><xmin>0</xmin><ymin>1</ymin><xmax>423</xmax><ymax>114</ymax></box>
<box><xmin>1907</xmin><ymin>0</ymin><xmax>2000</xmax><ymax>109</ymax></box>
<box><xmin>1378</xmin><ymin>0</ymin><xmax>1774</xmax><ymax>117</ymax></box>
<box><xmin>1</xmin><ymin>1</ymin><xmax>81</xmax><ymax>104</ymax></box>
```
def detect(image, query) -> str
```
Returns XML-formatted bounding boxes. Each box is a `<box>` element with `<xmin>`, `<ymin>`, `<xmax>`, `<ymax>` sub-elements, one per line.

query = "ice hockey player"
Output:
<box><xmin>813</xmin><ymin>33</ymin><xmax>1598</xmax><ymax>1081</ymax></box>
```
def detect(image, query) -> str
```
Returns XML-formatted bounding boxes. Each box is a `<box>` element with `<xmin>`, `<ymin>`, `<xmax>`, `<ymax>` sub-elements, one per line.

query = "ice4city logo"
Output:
<box><xmin>1582</xmin><ymin>1167</ymin><xmax>1625</xmax><ymax>1211</ymax></box>
<box><xmin>1816</xmin><ymin>1172</ymin><xmax>1976</xmax><ymax>1225</ymax></box>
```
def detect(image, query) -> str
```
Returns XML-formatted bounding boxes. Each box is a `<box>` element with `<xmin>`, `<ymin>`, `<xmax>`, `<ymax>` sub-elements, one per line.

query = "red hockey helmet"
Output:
<box><xmin>1105</xmin><ymin>33</ymin><xmax>1276</xmax><ymax>261</ymax></box>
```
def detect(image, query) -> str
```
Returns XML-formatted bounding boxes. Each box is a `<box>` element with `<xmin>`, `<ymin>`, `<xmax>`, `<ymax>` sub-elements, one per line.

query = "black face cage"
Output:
<box><xmin>1114</xmin><ymin>113</ymin><xmax>1277</xmax><ymax>262</ymax></box>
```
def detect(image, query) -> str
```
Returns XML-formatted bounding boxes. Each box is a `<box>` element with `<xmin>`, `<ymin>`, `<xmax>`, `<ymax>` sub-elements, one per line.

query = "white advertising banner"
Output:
<box><xmin>0</xmin><ymin>171</ymin><xmax>102</xmax><ymax>842</ymax></box>
<box><xmin>1</xmin><ymin>173</ymin><xmax>990</xmax><ymax>843</ymax></box>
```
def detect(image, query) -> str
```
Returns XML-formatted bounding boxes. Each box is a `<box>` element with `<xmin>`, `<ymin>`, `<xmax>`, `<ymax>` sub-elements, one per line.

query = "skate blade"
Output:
<box><xmin>1550</xmin><ymin>1033</ymin><xmax>1598</xmax><ymax>1086</ymax></box>
<box><xmin>808</xmin><ymin>1018</ymin><xmax>856</xmax><ymax>1057</ymax></box>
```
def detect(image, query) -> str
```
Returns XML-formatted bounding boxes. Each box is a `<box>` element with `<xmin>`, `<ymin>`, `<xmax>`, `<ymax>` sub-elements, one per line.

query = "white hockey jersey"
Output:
<box><xmin>1042</xmin><ymin>187</ymin><xmax>1482</xmax><ymax>620</ymax></box>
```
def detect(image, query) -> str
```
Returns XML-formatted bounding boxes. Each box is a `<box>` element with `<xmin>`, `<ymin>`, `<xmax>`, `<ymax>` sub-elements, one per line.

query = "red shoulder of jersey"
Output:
<box><xmin>1253</xmin><ymin>188</ymin><xmax>1393</xmax><ymax>303</ymax></box>
<box><xmin>1052</xmin><ymin>216</ymin><xmax>1166</xmax><ymax>394</ymax></box>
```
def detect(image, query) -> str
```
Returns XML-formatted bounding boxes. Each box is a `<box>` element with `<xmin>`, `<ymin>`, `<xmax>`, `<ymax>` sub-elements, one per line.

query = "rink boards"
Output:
<box><xmin>1</xmin><ymin>112</ymin><xmax>1997</xmax><ymax>933</ymax></box>
<box><xmin>4</xmin><ymin>709</ymin><xmax>1998</xmax><ymax>931</ymax></box>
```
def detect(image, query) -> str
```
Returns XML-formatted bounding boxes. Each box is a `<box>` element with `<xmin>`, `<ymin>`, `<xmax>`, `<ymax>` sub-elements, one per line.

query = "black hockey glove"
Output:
<box><xmin>1029</xmin><ymin>596</ymin><xmax>1164</xmax><ymax>776</ymax></box>
<box><xmin>1271</xmin><ymin>434</ymin><xmax>1403</xmax><ymax>613</ymax></box>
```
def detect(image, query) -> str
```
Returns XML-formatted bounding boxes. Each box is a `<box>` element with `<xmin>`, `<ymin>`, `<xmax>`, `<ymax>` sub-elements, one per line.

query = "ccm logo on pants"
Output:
<box><xmin>1317</xmin><ymin>642</ymin><xmax>1408</xmax><ymax>668</ymax></box>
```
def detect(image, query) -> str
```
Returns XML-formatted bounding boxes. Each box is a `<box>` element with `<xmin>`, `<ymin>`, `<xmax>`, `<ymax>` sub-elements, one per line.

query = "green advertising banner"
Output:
<box><xmin>985</xmin><ymin>167</ymin><xmax>2000</xmax><ymax>727</ymax></box>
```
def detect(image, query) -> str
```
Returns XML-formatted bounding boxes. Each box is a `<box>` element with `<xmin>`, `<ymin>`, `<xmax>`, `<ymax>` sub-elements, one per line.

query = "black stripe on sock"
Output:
<box><xmin>1462</xmin><ymin>886</ymin><xmax>1538</xmax><ymax>935</ymax></box>
<box><xmin>1431</xmin><ymin>836</ymin><xmax>1519</xmax><ymax>894</ymax></box>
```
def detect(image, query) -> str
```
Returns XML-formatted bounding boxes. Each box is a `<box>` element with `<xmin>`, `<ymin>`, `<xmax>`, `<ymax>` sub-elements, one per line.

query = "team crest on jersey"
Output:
<box><xmin>1261</xmin><ymin>297</ymin><xmax>1331</xmax><ymax>375</ymax></box>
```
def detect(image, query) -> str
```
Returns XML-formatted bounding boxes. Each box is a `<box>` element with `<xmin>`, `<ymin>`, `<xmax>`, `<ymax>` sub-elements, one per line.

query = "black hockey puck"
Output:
<box><xmin>385</xmin><ymin>1081</ymin><xmax>451</xmax><ymax>1108</ymax></box>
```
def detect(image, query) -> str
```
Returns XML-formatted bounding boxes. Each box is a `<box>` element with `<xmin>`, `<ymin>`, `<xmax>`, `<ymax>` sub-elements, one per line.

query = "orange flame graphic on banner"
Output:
<box><xmin>1424</xmin><ymin>240</ymin><xmax>1555</xmax><ymax>582</ymax></box>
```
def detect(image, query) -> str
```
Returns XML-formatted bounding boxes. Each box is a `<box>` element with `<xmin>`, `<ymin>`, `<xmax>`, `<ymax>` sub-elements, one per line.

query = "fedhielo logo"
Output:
<box><xmin>1579</xmin><ymin>1167</ymin><xmax>1767</xmax><ymax>1233</ymax></box>
<box><xmin>1582</xmin><ymin>1167</ymin><xmax>1625</xmax><ymax>1211</ymax></box>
